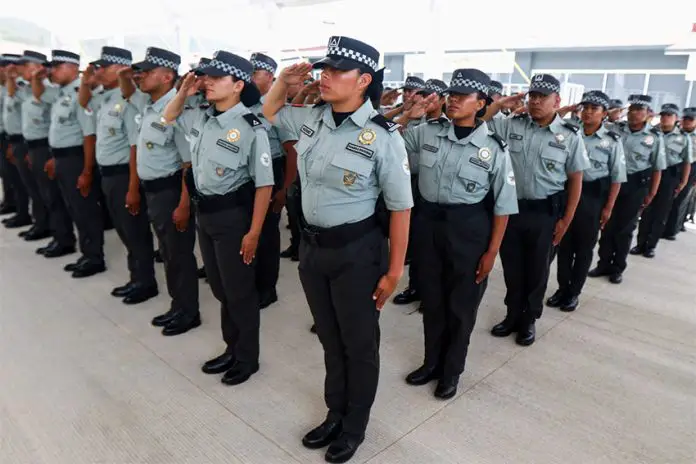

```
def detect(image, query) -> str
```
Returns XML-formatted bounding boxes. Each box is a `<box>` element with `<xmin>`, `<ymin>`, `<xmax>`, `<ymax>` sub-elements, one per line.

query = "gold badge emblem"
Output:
<box><xmin>114</xmin><ymin>103</ymin><xmax>122</xmax><ymax>112</ymax></box>
<box><xmin>600</xmin><ymin>139</ymin><xmax>610</xmax><ymax>148</ymax></box>
<box><xmin>546</xmin><ymin>161</ymin><xmax>556</xmax><ymax>171</ymax></box>
<box><xmin>478</xmin><ymin>147</ymin><xmax>492</xmax><ymax>161</ymax></box>
<box><xmin>108</xmin><ymin>127</ymin><xmax>116</xmax><ymax>136</ymax></box>
<box><xmin>644</xmin><ymin>135</ymin><xmax>654</xmax><ymax>146</ymax></box>
<box><xmin>216</xmin><ymin>167</ymin><xmax>225</xmax><ymax>176</ymax></box>
<box><xmin>343</xmin><ymin>170</ymin><xmax>357</xmax><ymax>186</ymax></box>
<box><xmin>358</xmin><ymin>128</ymin><xmax>376</xmax><ymax>145</ymax></box>
<box><xmin>227</xmin><ymin>129</ymin><xmax>241</xmax><ymax>143</ymax></box>
<box><xmin>146</xmin><ymin>142</ymin><xmax>154</xmax><ymax>150</ymax></box>
<box><xmin>555</xmin><ymin>133</ymin><xmax>565</xmax><ymax>143</ymax></box>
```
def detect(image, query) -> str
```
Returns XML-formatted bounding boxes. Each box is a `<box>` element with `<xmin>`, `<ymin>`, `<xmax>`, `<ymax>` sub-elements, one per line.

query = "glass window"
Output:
<box><xmin>647</xmin><ymin>74</ymin><xmax>690</xmax><ymax>109</ymax></box>
<box><xmin>605</xmin><ymin>73</ymin><xmax>645</xmax><ymax>103</ymax></box>
<box><xmin>565</xmin><ymin>73</ymin><xmax>605</xmax><ymax>92</ymax></box>
<box><xmin>690</xmin><ymin>82</ymin><xmax>696</xmax><ymax>107</ymax></box>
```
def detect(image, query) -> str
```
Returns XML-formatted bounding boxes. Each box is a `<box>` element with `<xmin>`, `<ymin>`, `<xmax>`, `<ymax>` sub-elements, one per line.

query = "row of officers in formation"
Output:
<box><xmin>1</xmin><ymin>35</ymin><xmax>695</xmax><ymax>463</ymax></box>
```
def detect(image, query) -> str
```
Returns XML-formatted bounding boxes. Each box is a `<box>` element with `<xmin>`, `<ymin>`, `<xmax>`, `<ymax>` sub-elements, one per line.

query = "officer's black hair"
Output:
<box><xmin>228</xmin><ymin>75</ymin><xmax>261</xmax><ymax>107</ymax></box>
<box><xmin>355</xmin><ymin>64</ymin><xmax>384</xmax><ymax>110</ymax></box>
<box><xmin>475</xmin><ymin>91</ymin><xmax>490</xmax><ymax>119</ymax></box>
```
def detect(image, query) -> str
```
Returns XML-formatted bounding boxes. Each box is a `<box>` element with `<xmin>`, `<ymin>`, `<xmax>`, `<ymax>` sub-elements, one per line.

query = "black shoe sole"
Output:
<box><xmin>122</xmin><ymin>291</ymin><xmax>159</xmax><ymax>305</ymax></box>
<box><xmin>161</xmin><ymin>318</ymin><xmax>201</xmax><ymax>336</ymax></box>
<box><xmin>221</xmin><ymin>365</ymin><xmax>259</xmax><ymax>386</ymax></box>
<box><xmin>515</xmin><ymin>337</ymin><xmax>535</xmax><ymax>347</ymax></box>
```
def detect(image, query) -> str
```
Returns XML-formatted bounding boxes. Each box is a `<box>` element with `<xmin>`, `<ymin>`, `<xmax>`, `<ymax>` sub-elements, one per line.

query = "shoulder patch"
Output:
<box><xmin>242</xmin><ymin>113</ymin><xmax>263</xmax><ymax>129</ymax></box>
<box><xmin>488</xmin><ymin>131</ymin><xmax>508</xmax><ymax>150</ymax></box>
<box><xmin>607</xmin><ymin>130</ymin><xmax>621</xmax><ymax>141</ymax></box>
<box><xmin>650</xmin><ymin>126</ymin><xmax>661</xmax><ymax>136</ymax></box>
<box><xmin>561</xmin><ymin>120</ymin><xmax>580</xmax><ymax>133</ymax></box>
<box><xmin>512</xmin><ymin>113</ymin><xmax>529</xmax><ymax>120</ymax></box>
<box><xmin>370</xmin><ymin>114</ymin><xmax>400</xmax><ymax>132</ymax></box>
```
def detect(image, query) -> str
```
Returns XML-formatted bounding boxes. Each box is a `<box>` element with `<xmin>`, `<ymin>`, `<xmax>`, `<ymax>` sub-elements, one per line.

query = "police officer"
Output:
<box><xmin>664</xmin><ymin>107</ymin><xmax>696</xmax><ymax>237</ymax></box>
<box><xmin>1</xmin><ymin>54</ymin><xmax>31</xmax><ymax>229</ymax></box>
<box><xmin>401</xmin><ymin>69</ymin><xmax>518</xmax><ymax>399</ymax></box>
<box><xmin>80</xmin><ymin>46</ymin><xmax>159</xmax><ymax>304</ymax></box>
<box><xmin>382</xmin><ymin>76</ymin><xmax>426</xmax><ymax>120</ymax></box>
<box><xmin>590</xmin><ymin>95</ymin><xmax>666</xmax><ymax>283</ymax></box>
<box><xmin>485</xmin><ymin>74</ymin><xmax>589</xmax><ymax>346</ymax></box>
<box><xmin>249</xmin><ymin>52</ymin><xmax>297</xmax><ymax>309</ymax></box>
<box><xmin>164</xmin><ymin>51</ymin><xmax>274</xmax><ymax>384</ymax></box>
<box><xmin>631</xmin><ymin>103</ymin><xmax>692</xmax><ymax>253</ymax></box>
<box><xmin>121</xmin><ymin>47</ymin><xmax>200</xmax><ymax>335</ymax></box>
<box><xmin>608</xmin><ymin>99</ymin><xmax>624</xmax><ymax>123</ymax></box>
<box><xmin>4</xmin><ymin>52</ymin><xmax>47</xmax><ymax>234</ymax></box>
<box><xmin>263</xmin><ymin>36</ymin><xmax>413</xmax><ymax>463</ymax></box>
<box><xmin>0</xmin><ymin>57</ymin><xmax>17</xmax><ymax>216</ymax></box>
<box><xmin>547</xmin><ymin>91</ymin><xmax>626</xmax><ymax>311</ymax></box>
<box><xmin>392</xmin><ymin>78</ymin><xmax>448</xmax><ymax>310</ymax></box>
<box><xmin>489</xmin><ymin>80</ymin><xmax>504</xmax><ymax>102</ymax></box>
<box><xmin>34</xmin><ymin>49</ymin><xmax>105</xmax><ymax>277</ymax></box>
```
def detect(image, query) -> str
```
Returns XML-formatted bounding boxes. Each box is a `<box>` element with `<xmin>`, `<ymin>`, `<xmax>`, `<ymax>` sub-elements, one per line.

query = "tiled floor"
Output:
<box><xmin>1</xmin><ymin>218</ymin><xmax>695</xmax><ymax>464</ymax></box>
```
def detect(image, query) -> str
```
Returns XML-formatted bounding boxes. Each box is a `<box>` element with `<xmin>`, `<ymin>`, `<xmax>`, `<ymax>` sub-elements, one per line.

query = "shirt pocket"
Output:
<box><xmin>452</xmin><ymin>163</ymin><xmax>489</xmax><ymax>201</ymax></box>
<box><xmin>100</xmin><ymin>113</ymin><xmax>123</xmax><ymax>137</ymax></box>
<box><xmin>540</xmin><ymin>146</ymin><xmax>567</xmax><ymax>181</ymax></box>
<box><xmin>143</xmin><ymin>122</ymin><xmax>171</xmax><ymax>147</ymax></box>
<box><xmin>509</xmin><ymin>134</ymin><xmax>524</xmax><ymax>153</ymax></box>
<box><xmin>588</xmin><ymin>148</ymin><xmax>610</xmax><ymax>174</ymax></box>
<box><xmin>54</xmin><ymin>104</ymin><xmax>72</xmax><ymax>124</ymax></box>
<box><xmin>205</xmin><ymin>145</ymin><xmax>243</xmax><ymax>184</ymax></box>
<box><xmin>327</xmin><ymin>153</ymin><xmax>374</xmax><ymax>190</ymax></box>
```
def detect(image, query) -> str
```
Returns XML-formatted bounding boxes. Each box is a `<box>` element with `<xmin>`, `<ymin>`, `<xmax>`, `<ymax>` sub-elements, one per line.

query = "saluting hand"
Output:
<box><xmin>240</xmin><ymin>232</ymin><xmax>260</xmax><ymax>265</ymax></box>
<box><xmin>407</xmin><ymin>94</ymin><xmax>438</xmax><ymax>120</ymax></box>
<box><xmin>498</xmin><ymin>93</ymin><xmax>526</xmax><ymax>110</ymax></box>
<box><xmin>117</xmin><ymin>67</ymin><xmax>134</xmax><ymax>80</ymax></box>
<box><xmin>82</xmin><ymin>64</ymin><xmax>96</xmax><ymax>85</ymax></box>
<box><xmin>31</xmin><ymin>67</ymin><xmax>48</xmax><ymax>81</ymax></box>
<box><xmin>280</xmin><ymin>63</ymin><xmax>314</xmax><ymax>86</ymax></box>
<box><xmin>179</xmin><ymin>72</ymin><xmax>201</xmax><ymax>97</ymax></box>
<box><xmin>373</xmin><ymin>273</ymin><xmax>401</xmax><ymax>310</ymax></box>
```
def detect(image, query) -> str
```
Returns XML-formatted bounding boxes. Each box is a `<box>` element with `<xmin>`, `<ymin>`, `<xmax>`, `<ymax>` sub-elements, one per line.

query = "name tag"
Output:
<box><xmin>548</xmin><ymin>142</ymin><xmax>566</xmax><ymax>150</ymax></box>
<box><xmin>510</xmin><ymin>133</ymin><xmax>523</xmax><ymax>140</ymax></box>
<box><xmin>345</xmin><ymin>143</ymin><xmax>374</xmax><ymax>159</ymax></box>
<box><xmin>60</xmin><ymin>101</ymin><xmax>70</xmax><ymax>107</ymax></box>
<box><xmin>469</xmin><ymin>157</ymin><xmax>490</xmax><ymax>170</ymax></box>
<box><xmin>191</xmin><ymin>128</ymin><xmax>199</xmax><ymax>137</ymax></box>
<box><xmin>422</xmin><ymin>144</ymin><xmax>438</xmax><ymax>153</ymax></box>
<box><xmin>31</xmin><ymin>101</ymin><xmax>42</xmax><ymax>107</ymax></box>
<box><xmin>150</xmin><ymin>122</ymin><xmax>167</xmax><ymax>132</ymax></box>
<box><xmin>596</xmin><ymin>147</ymin><xmax>612</xmax><ymax>156</ymax></box>
<box><xmin>301</xmin><ymin>125</ymin><xmax>315</xmax><ymax>137</ymax></box>
<box><xmin>216</xmin><ymin>139</ymin><xmax>239</xmax><ymax>153</ymax></box>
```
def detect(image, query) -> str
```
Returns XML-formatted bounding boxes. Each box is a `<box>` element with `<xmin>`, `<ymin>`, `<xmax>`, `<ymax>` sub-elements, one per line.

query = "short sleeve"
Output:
<box><xmin>682</xmin><ymin>135</ymin><xmax>693</xmax><ymax>164</ymax></box>
<box><xmin>40</xmin><ymin>83</ymin><xmax>61</xmax><ymax>104</ymax></box>
<box><xmin>173</xmin><ymin>125</ymin><xmax>191</xmax><ymax>163</ymax></box>
<box><xmin>176</xmin><ymin>107</ymin><xmax>203</xmax><ymax>134</ymax></box>
<box><xmin>129</xmin><ymin>89</ymin><xmax>149</xmax><ymax>113</ymax></box>
<box><xmin>275</xmin><ymin>124</ymin><xmax>297</xmax><ymax>144</ymax></box>
<box><xmin>77</xmin><ymin>106</ymin><xmax>96</xmax><ymax>136</ymax></box>
<box><xmin>488</xmin><ymin>115</ymin><xmax>511</xmax><ymax>140</ymax></box>
<box><xmin>490</xmin><ymin>148</ymin><xmax>519</xmax><ymax>216</ymax></box>
<box><xmin>610</xmin><ymin>141</ymin><xmax>627</xmax><ymax>183</ymax></box>
<box><xmin>275</xmin><ymin>105</ymin><xmax>313</xmax><ymax>141</ymax></box>
<box><xmin>652</xmin><ymin>134</ymin><xmax>667</xmax><ymax>171</ymax></box>
<box><xmin>123</xmin><ymin>103</ymin><xmax>140</xmax><ymax>146</ymax></box>
<box><xmin>565</xmin><ymin>134</ymin><xmax>590</xmax><ymax>174</ymax></box>
<box><xmin>376</xmin><ymin>135</ymin><xmax>414</xmax><ymax>211</ymax></box>
<box><xmin>401</xmin><ymin>124</ymin><xmax>424</xmax><ymax>174</ymax></box>
<box><xmin>248</xmin><ymin>129</ymin><xmax>275</xmax><ymax>188</ymax></box>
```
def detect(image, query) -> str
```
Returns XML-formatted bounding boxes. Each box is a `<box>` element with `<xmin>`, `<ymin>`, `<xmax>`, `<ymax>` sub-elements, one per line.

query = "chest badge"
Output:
<box><xmin>466</xmin><ymin>182</ymin><xmax>476</xmax><ymax>193</ymax></box>
<box><xmin>227</xmin><ymin>129</ymin><xmax>241</xmax><ymax>143</ymax></box>
<box><xmin>108</xmin><ymin>128</ymin><xmax>116</xmax><ymax>136</ymax></box>
<box><xmin>146</xmin><ymin>142</ymin><xmax>154</xmax><ymax>150</ymax></box>
<box><xmin>644</xmin><ymin>135</ymin><xmax>654</xmax><ymax>146</ymax></box>
<box><xmin>134</xmin><ymin>114</ymin><xmax>142</xmax><ymax>125</ymax></box>
<box><xmin>676</xmin><ymin>136</ymin><xmax>683</xmax><ymax>143</ymax></box>
<box><xmin>358</xmin><ymin>128</ymin><xmax>376</xmax><ymax>145</ymax></box>
<box><xmin>343</xmin><ymin>170</ymin><xmax>357</xmax><ymax>186</ymax></box>
<box><xmin>555</xmin><ymin>133</ymin><xmax>565</xmax><ymax>143</ymax></box>
<box><xmin>478</xmin><ymin>147</ymin><xmax>492</xmax><ymax>162</ymax></box>
<box><xmin>113</xmin><ymin>103</ymin><xmax>122</xmax><ymax>112</ymax></box>
<box><xmin>600</xmin><ymin>139</ymin><xmax>610</xmax><ymax>148</ymax></box>
<box><xmin>216</xmin><ymin>167</ymin><xmax>225</xmax><ymax>176</ymax></box>
<box><xmin>546</xmin><ymin>161</ymin><xmax>556</xmax><ymax>171</ymax></box>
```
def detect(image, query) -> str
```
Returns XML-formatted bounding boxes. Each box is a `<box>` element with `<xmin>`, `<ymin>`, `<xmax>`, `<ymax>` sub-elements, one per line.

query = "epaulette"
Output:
<box><xmin>650</xmin><ymin>126</ymin><xmax>661</xmax><ymax>135</ymax></box>
<box><xmin>199</xmin><ymin>102</ymin><xmax>210</xmax><ymax>110</ymax></box>
<box><xmin>607</xmin><ymin>130</ymin><xmax>621</xmax><ymax>141</ymax></box>
<box><xmin>242</xmin><ymin>113</ymin><xmax>263</xmax><ymax>129</ymax></box>
<box><xmin>427</xmin><ymin>116</ymin><xmax>448</xmax><ymax>125</ymax></box>
<box><xmin>370</xmin><ymin>114</ymin><xmax>400</xmax><ymax>132</ymax></box>
<box><xmin>313</xmin><ymin>100</ymin><xmax>327</xmax><ymax>108</ymax></box>
<box><xmin>512</xmin><ymin>113</ymin><xmax>528</xmax><ymax>120</ymax></box>
<box><xmin>488</xmin><ymin>131</ymin><xmax>507</xmax><ymax>150</ymax></box>
<box><xmin>561</xmin><ymin>119</ymin><xmax>580</xmax><ymax>133</ymax></box>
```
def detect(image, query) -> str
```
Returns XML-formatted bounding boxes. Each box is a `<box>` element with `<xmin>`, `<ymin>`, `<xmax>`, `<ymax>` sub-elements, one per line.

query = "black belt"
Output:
<box><xmin>419</xmin><ymin>199</ymin><xmax>485</xmax><ymax>221</ymax></box>
<box><xmin>51</xmin><ymin>145</ymin><xmax>83</xmax><ymax>159</ymax></box>
<box><xmin>26</xmin><ymin>138</ymin><xmax>48</xmax><ymax>149</ymax></box>
<box><xmin>302</xmin><ymin>215</ymin><xmax>378</xmax><ymax>249</ymax></box>
<box><xmin>665</xmin><ymin>163</ymin><xmax>682</xmax><ymax>178</ymax></box>
<box><xmin>196</xmin><ymin>182</ymin><xmax>254</xmax><ymax>214</ymax></box>
<box><xmin>625</xmin><ymin>168</ymin><xmax>652</xmax><ymax>190</ymax></box>
<box><xmin>99</xmin><ymin>163</ymin><xmax>130</xmax><ymax>177</ymax></box>
<box><xmin>141</xmin><ymin>171</ymin><xmax>182</xmax><ymax>193</ymax></box>
<box><xmin>582</xmin><ymin>177</ymin><xmax>610</xmax><ymax>197</ymax></box>
<box><xmin>7</xmin><ymin>134</ymin><xmax>24</xmax><ymax>144</ymax></box>
<box><xmin>518</xmin><ymin>191</ymin><xmax>566</xmax><ymax>215</ymax></box>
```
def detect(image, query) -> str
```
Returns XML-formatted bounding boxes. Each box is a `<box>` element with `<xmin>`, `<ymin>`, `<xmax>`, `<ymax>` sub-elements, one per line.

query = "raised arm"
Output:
<box><xmin>263</xmin><ymin>63</ymin><xmax>313</xmax><ymax>124</ymax></box>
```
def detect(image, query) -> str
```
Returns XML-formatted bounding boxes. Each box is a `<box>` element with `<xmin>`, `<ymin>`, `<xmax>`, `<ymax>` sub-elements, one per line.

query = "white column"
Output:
<box><xmin>420</xmin><ymin>0</ymin><xmax>446</xmax><ymax>81</ymax></box>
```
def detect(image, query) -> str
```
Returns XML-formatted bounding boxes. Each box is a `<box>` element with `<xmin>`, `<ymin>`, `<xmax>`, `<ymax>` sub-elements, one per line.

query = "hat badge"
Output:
<box><xmin>358</xmin><ymin>128</ymin><xmax>377</xmax><ymax>145</ymax></box>
<box><xmin>328</xmin><ymin>37</ymin><xmax>340</xmax><ymax>48</ymax></box>
<box><xmin>534</xmin><ymin>74</ymin><xmax>544</xmax><ymax>82</ymax></box>
<box><xmin>227</xmin><ymin>129</ymin><xmax>240</xmax><ymax>143</ymax></box>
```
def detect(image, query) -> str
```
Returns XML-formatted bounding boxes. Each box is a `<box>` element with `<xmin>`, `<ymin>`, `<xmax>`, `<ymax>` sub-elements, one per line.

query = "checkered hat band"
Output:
<box><xmin>450</xmin><ymin>78</ymin><xmax>488</xmax><ymax>93</ymax></box>
<box><xmin>103</xmin><ymin>54</ymin><xmax>131</xmax><ymax>66</ymax></box>
<box><xmin>207</xmin><ymin>59</ymin><xmax>251</xmax><ymax>82</ymax></box>
<box><xmin>406</xmin><ymin>80</ymin><xmax>425</xmax><ymax>89</ymax></box>
<box><xmin>490</xmin><ymin>84</ymin><xmax>503</xmax><ymax>93</ymax></box>
<box><xmin>629</xmin><ymin>97</ymin><xmax>649</xmax><ymax>105</ymax></box>
<box><xmin>582</xmin><ymin>95</ymin><xmax>609</xmax><ymax>107</ymax></box>
<box><xmin>146</xmin><ymin>54</ymin><xmax>178</xmax><ymax>70</ymax></box>
<box><xmin>327</xmin><ymin>46</ymin><xmax>378</xmax><ymax>71</ymax></box>
<box><xmin>23</xmin><ymin>56</ymin><xmax>45</xmax><ymax>64</ymax></box>
<box><xmin>530</xmin><ymin>81</ymin><xmax>560</xmax><ymax>93</ymax></box>
<box><xmin>424</xmin><ymin>82</ymin><xmax>445</xmax><ymax>93</ymax></box>
<box><xmin>251</xmin><ymin>59</ymin><xmax>276</xmax><ymax>74</ymax></box>
<box><xmin>53</xmin><ymin>55</ymin><xmax>79</xmax><ymax>65</ymax></box>
<box><xmin>2</xmin><ymin>55</ymin><xmax>20</xmax><ymax>63</ymax></box>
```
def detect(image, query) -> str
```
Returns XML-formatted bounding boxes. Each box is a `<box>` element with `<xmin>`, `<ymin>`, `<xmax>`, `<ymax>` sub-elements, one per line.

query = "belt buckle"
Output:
<box><xmin>303</xmin><ymin>226</ymin><xmax>320</xmax><ymax>245</ymax></box>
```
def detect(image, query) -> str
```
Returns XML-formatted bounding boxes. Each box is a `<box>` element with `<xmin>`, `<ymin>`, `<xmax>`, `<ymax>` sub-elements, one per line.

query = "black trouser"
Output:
<box><xmin>406</xmin><ymin>174</ymin><xmax>420</xmax><ymax>291</ymax></box>
<box><xmin>299</xmin><ymin>227</ymin><xmax>387</xmax><ymax>437</ymax></box>
<box><xmin>286</xmin><ymin>179</ymin><xmax>301</xmax><ymax>253</ymax></box>
<box><xmin>198</xmin><ymin>205</ymin><xmax>259</xmax><ymax>364</ymax></box>
<box><xmin>597</xmin><ymin>172</ymin><xmax>650</xmax><ymax>274</ymax></box>
<box><xmin>2</xmin><ymin>136</ymin><xmax>30</xmax><ymax>218</ymax></box>
<box><xmin>0</xmin><ymin>133</ymin><xmax>15</xmax><ymax>207</ymax></box>
<box><xmin>500</xmin><ymin>205</ymin><xmax>557</xmax><ymax>323</ymax></box>
<box><xmin>664</xmin><ymin>165</ymin><xmax>696</xmax><ymax>236</ymax></box>
<box><xmin>28</xmin><ymin>142</ymin><xmax>75</xmax><ymax>246</ymax></box>
<box><xmin>637</xmin><ymin>166</ymin><xmax>680</xmax><ymax>251</ymax></box>
<box><xmin>53</xmin><ymin>146</ymin><xmax>104</xmax><ymax>262</ymax></box>
<box><xmin>101</xmin><ymin>166</ymin><xmax>156</xmax><ymax>287</ymax></box>
<box><xmin>686</xmin><ymin>185</ymin><xmax>696</xmax><ymax>220</ymax></box>
<box><xmin>557</xmin><ymin>185</ymin><xmax>605</xmax><ymax>297</ymax></box>
<box><xmin>256</xmin><ymin>157</ymin><xmax>284</xmax><ymax>296</ymax></box>
<box><xmin>144</xmin><ymin>176</ymin><xmax>198</xmax><ymax>319</ymax></box>
<box><xmin>15</xmin><ymin>141</ymin><xmax>49</xmax><ymax>231</ymax></box>
<box><xmin>417</xmin><ymin>201</ymin><xmax>490</xmax><ymax>377</ymax></box>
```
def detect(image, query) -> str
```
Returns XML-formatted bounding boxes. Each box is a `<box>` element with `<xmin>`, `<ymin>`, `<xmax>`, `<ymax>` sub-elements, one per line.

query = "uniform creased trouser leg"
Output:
<box><xmin>15</xmin><ymin>142</ymin><xmax>48</xmax><ymax>230</ymax></box>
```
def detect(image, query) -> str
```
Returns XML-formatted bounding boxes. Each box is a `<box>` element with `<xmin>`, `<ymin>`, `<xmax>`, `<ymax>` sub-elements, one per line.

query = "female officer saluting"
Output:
<box><xmin>400</xmin><ymin>69</ymin><xmax>518</xmax><ymax>399</ymax></box>
<box><xmin>263</xmin><ymin>36</ymin><xmax>413</xmax><ymax>463</ymax></box>
<box><xmin>163</xmin><ymin>51</ymin><xmax>274</xmax><ymax>386</ymax></box>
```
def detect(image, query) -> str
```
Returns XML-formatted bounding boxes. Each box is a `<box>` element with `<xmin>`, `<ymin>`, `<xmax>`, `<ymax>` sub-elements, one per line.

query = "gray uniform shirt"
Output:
<box><xmin>18</xmin><ymin>82</ymin><xmax>51</xmax><ymax>141</ymax></box>
<box><xmin>662</xmin><ymin>127</ymin><xmax>694</xmax><ymax>167</ymax></box>
<box><xmin>130</xmin><ymin>88</ymin><xmax>190</xmax><ymax>181</ymax></box>
<box><xmin>88</xmin><ymin>87</ymin><xmax>140</xmax><ymax>166</ymax></box>
<box><xmin>490</xmin><ymin>113</ymin><xmax>590</xmax><ymax>200</ymax></box>
<box><xmin>275</xmin><ymin>100</ymin><xmax>414</xmax><ymax>228</ymax></box>
<box><xmin>2</xmin><ymin>80</ymin><xmax>28</xmax><ymax>136</ymax></box>
<box><xmin>42</xmin><ymin>78</ymin><xmax>95</xmax><ymax>148</ymax></box>
<box><xmin>606</xmin><ymin>122</ymin><xmax>667</xmax><ymax>175</ymax></box>
<box><xmin>403</xmin><ymin>119</ymin><xmax>518</xmax><ymax>215</ymax></box>
<box><xmin>250</xmin><ymin>96</ymin><xmax>295</xmax><ymax>159</ymax></box>
<box><xmin>581</xmin><ymin>125</ymin><xmax>627</xmax><ymax>183</ymax></box>
<box><xmin>177</xmin><ymin>102</ymin><xmax>274</xmax><ymax>196</ymax></box>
